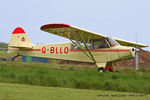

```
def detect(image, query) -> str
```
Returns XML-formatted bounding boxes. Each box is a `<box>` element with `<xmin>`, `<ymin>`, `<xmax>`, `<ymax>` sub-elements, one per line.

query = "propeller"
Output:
<box><xmin>135</xmin><ymin>33</ymin><xmax>139</xmax><ymax>70</ymax></box>
<box><xmin>135</xmin><ymin>48</ymin><xmax>139</xmax><ymax>70</ymax></box>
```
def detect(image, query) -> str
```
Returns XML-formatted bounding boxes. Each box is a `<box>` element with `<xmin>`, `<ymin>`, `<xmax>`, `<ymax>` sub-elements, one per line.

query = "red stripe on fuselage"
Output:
<box><xmin>21</xmin><ymin>49</ymin><xmax>41</xmax><ymax>51</ymax></box>
<box><xmin>70</xmin><ymin>49</ymin><xmax>130</xmax><ymax>52</ymax></box>
<box><xmin>10</xmin><ymin>49</ymin><xmax>130</xmax><ymax>52</ymax></box>
<box><xmin>9</xmin><ymin>49</ymin><xmax>41</xmax><ymax>51</ymax></box>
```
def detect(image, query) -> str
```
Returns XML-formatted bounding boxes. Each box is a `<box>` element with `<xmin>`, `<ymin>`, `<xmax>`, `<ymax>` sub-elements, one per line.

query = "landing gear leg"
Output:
<box><xmin>105</xmin><ymin>62</ymin><xmax>120</xmax><ymax>72</ymax></box>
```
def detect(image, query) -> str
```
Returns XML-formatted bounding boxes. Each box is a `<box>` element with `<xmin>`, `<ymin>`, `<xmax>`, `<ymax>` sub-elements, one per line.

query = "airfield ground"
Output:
<box><xmin>0</xmin><ymin>82</ymin><xmax>149</xmax><ymax>100</ymax></box>
<box><xmin>0</xmin><ymin>48</ymin><xmax>150</xmax><ymax>99</ymax></box>
<box><xmin>0</xmin><ymin>61</ymin><xmax>150</xmax><ymax>94</ymax></box>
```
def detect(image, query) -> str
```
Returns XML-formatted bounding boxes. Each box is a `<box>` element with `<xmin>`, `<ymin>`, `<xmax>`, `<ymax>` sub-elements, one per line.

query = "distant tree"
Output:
<box><xmin>0</xmin><ymin>42</ymin><xmax>8</xmax><ymax>49</ymax></box>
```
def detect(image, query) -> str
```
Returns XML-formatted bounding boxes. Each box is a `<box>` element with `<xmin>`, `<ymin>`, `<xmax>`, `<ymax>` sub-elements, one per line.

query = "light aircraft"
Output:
<box><xmin>8</xmin><ymin>23</ymin><xmax>148</xmax><ymax>72</ymax></box>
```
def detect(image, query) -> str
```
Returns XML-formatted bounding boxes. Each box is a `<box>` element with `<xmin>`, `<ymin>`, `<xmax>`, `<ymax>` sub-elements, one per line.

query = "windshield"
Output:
<box><xmin>107</xmin><ymin>37</ymin><xmax>120</xmax><ymax>47</ymax></box>
<box><xmin>71</xmin><ymin>37</ymin><xmax>120</xmax><ymax>50</ymax></box>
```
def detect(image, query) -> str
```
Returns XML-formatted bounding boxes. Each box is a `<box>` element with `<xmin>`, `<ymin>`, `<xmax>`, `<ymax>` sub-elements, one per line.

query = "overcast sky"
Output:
<box><xmin>0</xmin><ymin>0</ymin><xmax>149</xmax><ymax>50</ymax></box>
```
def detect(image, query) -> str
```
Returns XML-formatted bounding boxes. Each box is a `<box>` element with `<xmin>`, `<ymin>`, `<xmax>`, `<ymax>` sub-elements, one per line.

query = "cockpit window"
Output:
<box><xmin>71</xmin><ymin>39</ymin><xmax>109</xmax><ymax>50</ymax></box>
<box><xmin>106</xmin><ymin>37</ymin><xmax>120</xmax><ymax>47</ymax></box>
<box><xmin>71</xmin><ymin>41</ymin><xmax>85</xmax><ymax>49</ymax></box>
<box><xmin>93</xmin><ymin>39</ymin><xmax>109</xmax><ymax>49</ymax></box>
<box><xmin>71</xmin><ymin>37</ymin><xmax>120</xmax><ymax>50</ymax></box>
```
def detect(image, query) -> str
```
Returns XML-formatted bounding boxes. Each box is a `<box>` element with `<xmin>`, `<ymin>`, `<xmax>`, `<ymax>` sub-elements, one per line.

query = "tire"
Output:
<box><xmin>97</xmin><ymin>67</ymin><xmax>106</xmax><ymax>72</ymax></box>
<box><xmin>115</xmin><ymin>70</ymin><xmax>120</xmax><ymax>72</ymax></box>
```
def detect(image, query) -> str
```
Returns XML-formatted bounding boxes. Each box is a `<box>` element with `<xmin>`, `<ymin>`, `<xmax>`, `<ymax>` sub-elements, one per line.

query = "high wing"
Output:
<box><xmin>41</xmin><ymin>23</ymin><xmax>107</xmax><ymax>42</ymax></box>
<box><xmin>41</xmin><ymin>23</ymin><xmax>148</xmax><ymax>48</ymax></box>
<box><xmin>114</xmin><ymin>38</ymin><xmax>148</xmax><ymax>48</ymax></box>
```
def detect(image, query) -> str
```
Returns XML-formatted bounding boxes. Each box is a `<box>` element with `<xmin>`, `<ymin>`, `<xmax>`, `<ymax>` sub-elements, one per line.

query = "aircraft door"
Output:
<box><xmin>108</xmin><ymin>46</ymin><xmax>120</xmax><ymax>62</ymax></box>
<box><xmin>91</xmin><ymin>39</ymin><xmax>110</xmax><ymax>62</ymax></box>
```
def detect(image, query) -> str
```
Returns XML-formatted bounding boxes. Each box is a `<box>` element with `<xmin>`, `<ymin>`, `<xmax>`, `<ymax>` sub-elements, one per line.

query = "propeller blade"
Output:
<box><xmin>135</xmin><ymin>33</ymin><xmax>139</xmax><ymax>70</ymax></box>
<box><xmin>135</xmin><ymin>49</ymin><xmax>139</xmax><ymax>70</ymax></box>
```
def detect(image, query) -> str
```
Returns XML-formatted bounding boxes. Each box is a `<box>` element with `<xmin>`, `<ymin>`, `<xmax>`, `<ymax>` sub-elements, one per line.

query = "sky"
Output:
<box><xmin>0</xmin><ymin>0</ymin><xmax>150</xmax><ymax>50</ymax></box>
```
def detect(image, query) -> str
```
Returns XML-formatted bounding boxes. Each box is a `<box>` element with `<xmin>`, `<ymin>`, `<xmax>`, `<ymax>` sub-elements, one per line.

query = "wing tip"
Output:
<box><xmin>40</xmin><ymin>23</ymin><xmax>71</xmax><ymax>30</ymax></box>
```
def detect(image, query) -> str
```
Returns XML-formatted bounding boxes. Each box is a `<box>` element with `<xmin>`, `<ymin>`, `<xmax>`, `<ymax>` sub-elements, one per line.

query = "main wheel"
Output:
<box><xmin>97</xmin><ymin>67</ymin><xmax>106</xmax><ymax>72</ymax></box>
<box><xmin>115</xmin><ymin>70</ymin><xmax>120</xmax><ymax>72</ymax></box>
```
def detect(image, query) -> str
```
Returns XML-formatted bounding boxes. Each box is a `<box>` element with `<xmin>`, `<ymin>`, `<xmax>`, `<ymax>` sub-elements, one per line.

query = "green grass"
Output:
<box><xmin>0</xmin><ymin>61</ymin><xmax>150</xmax><ymax>94</ymax></box>
<box><xmin>0</xmin><ymin>82</ymin><xmax>148</xmax><ymax>100</ymax></box>
<box><xmin>0</xmin><ymin>51</ymin><xmax>14</xmax><ymax>56</ymax></box>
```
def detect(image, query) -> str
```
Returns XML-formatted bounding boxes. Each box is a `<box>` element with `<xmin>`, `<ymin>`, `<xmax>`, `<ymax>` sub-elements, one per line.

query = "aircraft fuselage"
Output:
<box><xmin>9</xmin><ymin>42</ymin><xmax>136</xmax><ymax>63</ymax></box>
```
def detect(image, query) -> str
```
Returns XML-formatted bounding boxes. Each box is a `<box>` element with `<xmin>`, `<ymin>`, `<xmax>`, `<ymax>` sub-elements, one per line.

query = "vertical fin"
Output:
<box><xmin>9</xmin><ymin>27</ymin><xmax>32</xmax><ymax>48</ymax></box>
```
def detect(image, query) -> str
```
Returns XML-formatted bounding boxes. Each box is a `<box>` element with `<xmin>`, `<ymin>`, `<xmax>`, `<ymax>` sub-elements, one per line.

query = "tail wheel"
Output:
<box><xmin>8</xmin><ymin>55</ymin><xmax>20</xmax><ymax>61</ymax></box>
<box><xmin>97</xmin><ymin>67</ymin><xmax>106</xmax><ymax>72</ymax></box>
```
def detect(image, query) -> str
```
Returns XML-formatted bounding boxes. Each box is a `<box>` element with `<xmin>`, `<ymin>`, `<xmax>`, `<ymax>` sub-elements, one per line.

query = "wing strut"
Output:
<box><xmin>68</xmin><ymin>32</ymin><xmax>97</xmax><ymax>63</ymax></box>
<box><xmin>69</xmin><ymin>39</ymin><xmax>94</xmax><ymax>62</ymax></box>
<box><xmin>78</xmin><ymin>32</ymin><xmax>96</xmax><ymax>63</ymax></box>
<box><xmin>68</xmin><ymin>31</ymin><xmax>97</xmax><ymax>63</ymax></box>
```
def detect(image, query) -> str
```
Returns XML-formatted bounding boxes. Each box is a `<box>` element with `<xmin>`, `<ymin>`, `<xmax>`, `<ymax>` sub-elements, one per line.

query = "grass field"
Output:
<box><xmin>0</xmin><ymin>51</ymin><xmax>14</xmax><ymax>56</ymax></box>
<box><xmin>0</xmin><ymin>61</ymin><xmax>150</xmax><ymax>94</ymax></box>
<box><xmin>0</xmin><ymin>82</ymin><xmax>149</xmax><ymax>100</ymax></box>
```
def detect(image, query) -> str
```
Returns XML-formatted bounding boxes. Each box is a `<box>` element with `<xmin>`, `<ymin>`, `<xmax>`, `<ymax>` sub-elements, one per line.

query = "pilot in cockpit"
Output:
<box><xmin>98</xmin><ymin>39</ymin><xmax>108</xmax><ymax>48</ymax></box>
